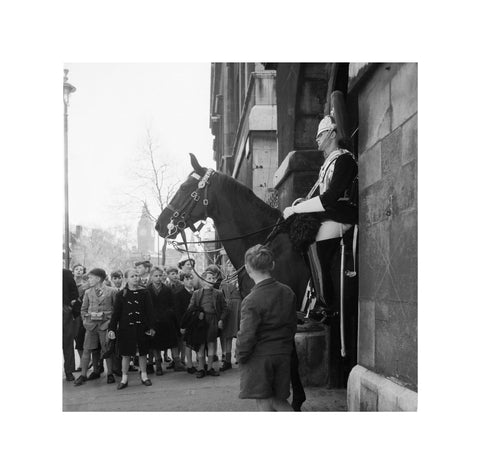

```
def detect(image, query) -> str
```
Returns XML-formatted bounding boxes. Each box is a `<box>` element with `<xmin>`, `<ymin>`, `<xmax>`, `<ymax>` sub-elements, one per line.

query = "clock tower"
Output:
<box><xmin>137</xmin><ymin>203</ymin><xmax>154</xmax><ymax>255</ymax></box>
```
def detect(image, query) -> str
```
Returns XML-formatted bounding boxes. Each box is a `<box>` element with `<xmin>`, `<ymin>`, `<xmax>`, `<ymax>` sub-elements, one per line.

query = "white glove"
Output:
<box><xmin>291</xmin><ymin>196</ymin><xmax>325</xmax><ymax>214</ymax></box>
<box><xmin>283</xmin><ymin>206</ymin><xmax>295</xmax><ymax>219</ymax></box>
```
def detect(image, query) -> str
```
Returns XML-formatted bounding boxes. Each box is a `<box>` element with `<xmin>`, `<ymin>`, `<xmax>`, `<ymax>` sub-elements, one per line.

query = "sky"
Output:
<box><xmin>64</xmin><ymin>63</ymin><xmax>214</xmax><ymax>238</ymax></box>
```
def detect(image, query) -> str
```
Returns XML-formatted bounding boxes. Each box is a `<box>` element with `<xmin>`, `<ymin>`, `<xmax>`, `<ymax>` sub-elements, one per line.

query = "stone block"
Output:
<box><xmin>347</xmin><ymin>364</ymin><xmax>417</xmax><ymax>411</ymax></box>
<box><xmin>294</xmin><ymin>116</ymin><xmax>319</xmax><ymax>149</ymax></box>
<box><xmin>381</xmin><ymin>126</ymin><xmax>403</xmax><ymax>178</ymax></box>
<box><xmin>389</xmin><ymin>209</ymin><xmax>417</xmax><ymax>302</ymax></box>
<box><xmin>360</xmin><ymin>383</ymin><xmax>378</xmax><ymax>411</ymax></box>
<box><xmin>273</xmin><ymin>149</ymin><xmax>323</xmax><ymax>188</ymax></box>
<box><xmin>359</xmin><ymin>177</ymin><xmax>393</xmax><ymax>227</ymax></box>
<box><xmin>378</xmin><ymin>380</ymin><xmax>400</xmax><ymax>411</ymax></box>
<box><xmin>396</xmin><ymin>386</ymin><xmax>418</xmax><ymax>411</ymax></box>
<box><xmin>359</xmin><ymin>142</ymin><xmax>381</xmax><ymax>191</ymax></box>
<box><xmin>392</xmin><ymin>160</ymin><xmax>417</xmax><ymax>215</ymax></box>
<box><xmin>391</xmin><ymin>63</ymin><xmax>417</xmax><ymax>130</ymax></box>
<box><xmin>401</xmin><ymin>113</ymin><xmax>417</xmax><ymax>165</ymax></box>
<box><xmin>358</xmin><ymin>65</ymin><xmax>392</xmax><ymax>153</ymax></box>
<box><xmin>298</xmin><ymin>79</ymin><xmax>328</xmax><ymax>115</ymax></box>
<box><xmin>359</xmin><ymin>220</ymin><xmax>390</xmax><ymax>299</ymax></box>
<box><xmin>358</xmin><ymin>299</ymin><xmax>375</xmax><ymax>368</ymax></box>
<box><xmin>248</xmin><ymin>105</ymin><xmax>277</xmax><ymax>131</ymax></box>
<box><xmin>374</xmin><ymin>302</ymin><xmax>418</xmax><ymax>388</ymax></box>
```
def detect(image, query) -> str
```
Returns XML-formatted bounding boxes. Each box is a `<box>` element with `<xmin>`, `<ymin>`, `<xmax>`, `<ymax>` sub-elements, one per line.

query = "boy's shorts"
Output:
<box><xmin>84</xmin><ymin>327</ymin><xmax>108</xmax><ymax>353</ymax></box>
<box><xmin>239</xmin><ymin>354</ymin><xmax>291</xmax><ymax>400</ymax></box>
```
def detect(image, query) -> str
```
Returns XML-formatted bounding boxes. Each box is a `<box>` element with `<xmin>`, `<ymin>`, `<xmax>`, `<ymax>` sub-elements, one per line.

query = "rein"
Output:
<box><xmin>165</xmin><ymin>167</ymin><xmax>285</xmax><ymax>286</ymax></box>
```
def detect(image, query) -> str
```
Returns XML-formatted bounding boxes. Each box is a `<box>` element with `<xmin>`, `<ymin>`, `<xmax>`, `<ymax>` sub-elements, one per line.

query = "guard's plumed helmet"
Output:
<box><xmin>316</xmin><ymin>115</ymin><xmax>336</xmax><ymax>138</ymax></box>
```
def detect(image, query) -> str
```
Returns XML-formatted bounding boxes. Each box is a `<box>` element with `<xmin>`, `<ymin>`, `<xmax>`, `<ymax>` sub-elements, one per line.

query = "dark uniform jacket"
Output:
<box><xmin>236</xmin><ymin>278</ymin><xmax>297</xmax><ymax>363</ymax></box>
<box><xmin>318</xmin><ymin>152</ymin><xmax>358</xmax><ymax>224</ymax></box>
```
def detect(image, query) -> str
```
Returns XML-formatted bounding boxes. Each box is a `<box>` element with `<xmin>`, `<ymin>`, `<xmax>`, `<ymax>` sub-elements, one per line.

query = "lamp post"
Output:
<box><xmin>63</xmin><ymin>69</ymin><xmax>76</xmax><ymax>270</ymax></box>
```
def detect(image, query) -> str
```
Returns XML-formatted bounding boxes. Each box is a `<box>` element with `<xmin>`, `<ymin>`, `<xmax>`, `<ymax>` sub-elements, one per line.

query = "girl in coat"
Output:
<box><xmin>108</xmin><ymin>268</ymin><xmax>156</xmax><ymax>389</ymax></box>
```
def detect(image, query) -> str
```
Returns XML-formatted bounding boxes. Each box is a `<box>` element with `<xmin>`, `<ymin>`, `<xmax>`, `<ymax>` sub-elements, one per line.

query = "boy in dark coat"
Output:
<box><xmin>237</xmin><ymin>245</ymin><xmax>297</xmax><ymax>411</ymax></box>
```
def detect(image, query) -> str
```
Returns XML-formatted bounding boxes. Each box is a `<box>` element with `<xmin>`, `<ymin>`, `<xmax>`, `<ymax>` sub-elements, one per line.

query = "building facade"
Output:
<box><xmin>209</xmin><ymin>62</ymin><xmax>417</xmax><ymax>411</ymax></box>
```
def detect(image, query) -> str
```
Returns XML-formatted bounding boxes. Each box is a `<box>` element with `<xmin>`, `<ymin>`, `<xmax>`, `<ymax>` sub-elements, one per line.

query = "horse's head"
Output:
<box><xmin>155</xmin><ymin>153</ymin><xmax>214</xmax><ymax>239</ymax></box>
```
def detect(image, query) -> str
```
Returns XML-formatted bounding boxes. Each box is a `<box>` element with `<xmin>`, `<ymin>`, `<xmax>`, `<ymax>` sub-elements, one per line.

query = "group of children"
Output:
<box><xmin>67</xmin><ymin>257</ymin><xmax>242</xmax><ymax>390</ymax></box>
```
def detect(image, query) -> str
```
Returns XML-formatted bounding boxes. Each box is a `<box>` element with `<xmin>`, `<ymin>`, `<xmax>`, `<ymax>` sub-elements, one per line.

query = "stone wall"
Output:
<box><xmin>350</xmin><ymin>63</ymin><xmax>417</xmax><ymax>409</ymax></box>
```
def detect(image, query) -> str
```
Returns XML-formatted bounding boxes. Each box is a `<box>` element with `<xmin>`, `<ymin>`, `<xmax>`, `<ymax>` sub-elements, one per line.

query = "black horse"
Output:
<box><xmin>156</xmin><ymin>154</ymin><xmax>357</xmax><ymax>406</ymax></box>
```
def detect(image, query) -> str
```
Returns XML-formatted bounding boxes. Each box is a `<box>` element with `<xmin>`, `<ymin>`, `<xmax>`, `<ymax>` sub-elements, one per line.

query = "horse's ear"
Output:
<box><xmin>190</xmin><ymin>153</ymin><xmax>203</xmax><ymax>174</ymax></box>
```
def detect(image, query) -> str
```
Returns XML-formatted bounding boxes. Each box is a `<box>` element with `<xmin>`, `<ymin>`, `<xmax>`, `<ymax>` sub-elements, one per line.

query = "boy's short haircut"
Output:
<box><xmin>201</xmin><ymin>270</ymin><xmax>216</xmax><ymax>279</ymax></box>
<box><xmin>135</xmin><ymin>260</ymin><xmax>152</xmax><ymax>270</ymax></box>
<box><xmin>166</xmin><ymin>266</ymin><xmax>178</xmax><ymax>274</ymax></box>
<box><xmin>111</xmin><ymin>270</ymin><xmax>123</xmax><ymax>279</ymax></box>
<box><xmin>88</xmin><ymin>268</ymin><xmax>107</xmax><ymax>281</ymax></box>
<box><xmin>245</xmin><ymin>245</ymin><xmax>274</xmax><ymax>272</ymax></box>
<box><xmin>179</xmin><ymin>272</ymin><xmax>194</xmax><ymax>282</ymax></box>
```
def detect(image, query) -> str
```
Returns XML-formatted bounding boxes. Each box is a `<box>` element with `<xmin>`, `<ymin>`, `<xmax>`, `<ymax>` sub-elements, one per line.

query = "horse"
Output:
<box><xmin>156</xmin><ymin>154</ymin><xmax>357</xmax><ymax>403</ymax></box>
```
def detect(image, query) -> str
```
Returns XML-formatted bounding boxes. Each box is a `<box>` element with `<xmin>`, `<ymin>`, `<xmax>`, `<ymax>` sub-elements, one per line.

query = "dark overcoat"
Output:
<box><xmin>109</xmin><ymin>287</ymin><xmax>155</xmax><ymax>356</ymax></box>
<box><xmin>146</xmin><ymin>283</ymin><xmax>178</xmax><ymax>350</ymax></box>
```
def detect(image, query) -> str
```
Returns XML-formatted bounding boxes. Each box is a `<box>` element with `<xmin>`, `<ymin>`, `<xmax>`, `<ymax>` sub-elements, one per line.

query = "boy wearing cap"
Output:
<box><xmin>74</xmin><ymin>268</ymin><xmax>118</xmax><ymax>386</ymax></box>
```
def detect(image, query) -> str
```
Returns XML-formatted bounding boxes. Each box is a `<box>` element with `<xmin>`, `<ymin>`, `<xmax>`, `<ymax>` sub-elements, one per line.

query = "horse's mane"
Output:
<box><xmin>213</xmin><ymin>171</ymin><xmax>281</xmax><ymax>221</ymax></box>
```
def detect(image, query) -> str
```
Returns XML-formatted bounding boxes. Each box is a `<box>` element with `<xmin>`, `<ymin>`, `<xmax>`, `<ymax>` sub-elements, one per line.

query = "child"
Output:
<box><xmin>107</xmin><ymin>268</ymin><xmax>156</xmax><ymax>389</ymax></box>
<box><xmin>219</xmin><ymin>261</ymin><xmax>242</xmax><ymax>371</ymax></box>
<box><xmin>146</xmin><ymin>267</ymin><xmax>182</xmax><ymax>375</ymax></box>
<box><xmin>237</xmin><ymin>245</ymin><xmax>297</xmax><ymax>411</ymax></box>
<box><xmin>166</xmin><ymin>266</ymin><xmax>183</xmax><ymax>293</ymax></box>
<box><xmin>74</xmin><ymin>268</ymin><xmax>118</xmax><ymax>386</ymax></box>
<box><xmin>110</xmin><ymin>270</ymin><xmax>124</xmax><ymax>290</ymax></box>
<box><xmin>185</xmin><ymin>270</ymin><xmax>228</xmax><ymax>378</ymax></box>
<box><xmin>178</xmin><ymin>257</ymin><xmax>201</xmax><ymax>290</ymax></box>
<box><xmin>175</xmin><ymin>273</ymin><xmax>195</xmax><ymax>371</ymax></box>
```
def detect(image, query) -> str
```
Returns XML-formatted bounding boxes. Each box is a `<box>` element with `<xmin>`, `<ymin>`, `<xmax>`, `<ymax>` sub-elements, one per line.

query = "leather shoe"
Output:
<box><xmin>156</xmin><ymin>366</ymin><xmax>163</xmax><ymax>376</ymax></box>
<box><xmin>107</xmin><ymin>374</ymin><xmax>115</xmax><ymax>384</ymax></box>
<box><xmin>74</xmin><ymin>375</ymin><xmax>87</xmax><ymax>386</ymax></box>
<box><xmin>65</xmin><ymin>373</ymin><xmax>75</xmax><ymax>382</ymax></box>
<box><xmin>141</xmin><ymin>378</ymin><xmax>152</xmax><ymax>386</ymax></box>
<box><xmin>166</xmin><ymin>361</ymin><xmax>175</xmax><ymax>370</ymax></box>
<box><xmin>207</xmin><ymin>368</ymin><xmax>219</xmax><ymax>376</ymax></box>
<box><xmin>87</xmin><ymin>371</ymin><xmax>101</xmax><ymax>380</ymax></box>
<box><xmin>219</xmin><ymin>362</ymin><xmax>232</xmax><ymax>372</ymax></box>
<box><xmin>196</xmin><ymin>370</ymin><xmax>206</xmax><ymax>379</ymax></box>
<box><xmin>73</xmin><ymin>367</ymin><xmax>82</xmax><ymax>373</ymax></box>
<box><xmin>117</xmin><ymin>381</ymin><xmax>128</xmax><ymax>390</ymax></box>
<box><xmin>187</xmin><ymin>367</ymin><xmax>197</xmax><ymax>374</ymax></box>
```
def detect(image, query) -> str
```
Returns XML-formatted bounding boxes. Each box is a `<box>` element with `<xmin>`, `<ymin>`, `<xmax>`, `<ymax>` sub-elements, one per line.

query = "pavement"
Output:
<box><xmin>63</xmin><ymin>361</ymin><xmax>347</xmax><ymax>412</ymax></box>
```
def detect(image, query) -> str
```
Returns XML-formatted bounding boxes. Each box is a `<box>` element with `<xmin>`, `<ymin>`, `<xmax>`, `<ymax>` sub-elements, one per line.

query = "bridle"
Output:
<box><xmin>163</xmin><ymin>167</ymin><xmax>283</xmax><ymax>285</ymax></box>
<box><xmin>165</xmin><ymin>168</ymin><xmax>215</xmax><ymax>238</ymax></box>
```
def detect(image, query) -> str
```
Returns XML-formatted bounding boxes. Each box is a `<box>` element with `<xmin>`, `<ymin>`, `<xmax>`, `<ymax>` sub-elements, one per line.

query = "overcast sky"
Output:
<box><xmin>65</xmin><ymin>63</ymin><xmax>214</xmax><ymax>236</ymax></box>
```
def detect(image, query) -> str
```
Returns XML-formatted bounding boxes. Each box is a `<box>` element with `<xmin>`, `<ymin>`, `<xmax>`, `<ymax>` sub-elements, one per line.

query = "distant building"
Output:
<box><xmin>137</xmin><ymin>203</ymin><xmax>155</xmax><ymax>254</ymax></box>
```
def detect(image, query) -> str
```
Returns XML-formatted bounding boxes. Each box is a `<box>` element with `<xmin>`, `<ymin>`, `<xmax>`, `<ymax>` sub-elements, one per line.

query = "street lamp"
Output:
<box><xmin>63</xmin><ymin>69</ymin><xmax>76</xmax><ymax>269</ymax></box>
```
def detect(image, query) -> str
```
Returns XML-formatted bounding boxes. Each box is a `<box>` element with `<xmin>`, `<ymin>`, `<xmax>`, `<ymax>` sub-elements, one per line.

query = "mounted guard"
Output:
<box><xmin>283</xmin><ymin>92</ymin><xmax>358</xmax><ymax>357</ymax></box>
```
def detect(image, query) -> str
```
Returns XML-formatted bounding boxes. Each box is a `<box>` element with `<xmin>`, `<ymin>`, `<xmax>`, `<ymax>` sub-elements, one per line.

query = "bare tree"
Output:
<box><xmin>126</xmin><ymin>128</ymin><xmax>179</xmax><ymax>265</ymax></box>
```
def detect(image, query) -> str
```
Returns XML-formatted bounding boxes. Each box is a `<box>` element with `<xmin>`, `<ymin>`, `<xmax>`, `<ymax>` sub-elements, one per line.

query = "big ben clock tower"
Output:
<box><xmin>137</xmin><ymin>203</ymin><xmax>154</xmax><ymax>255</ymax></box>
